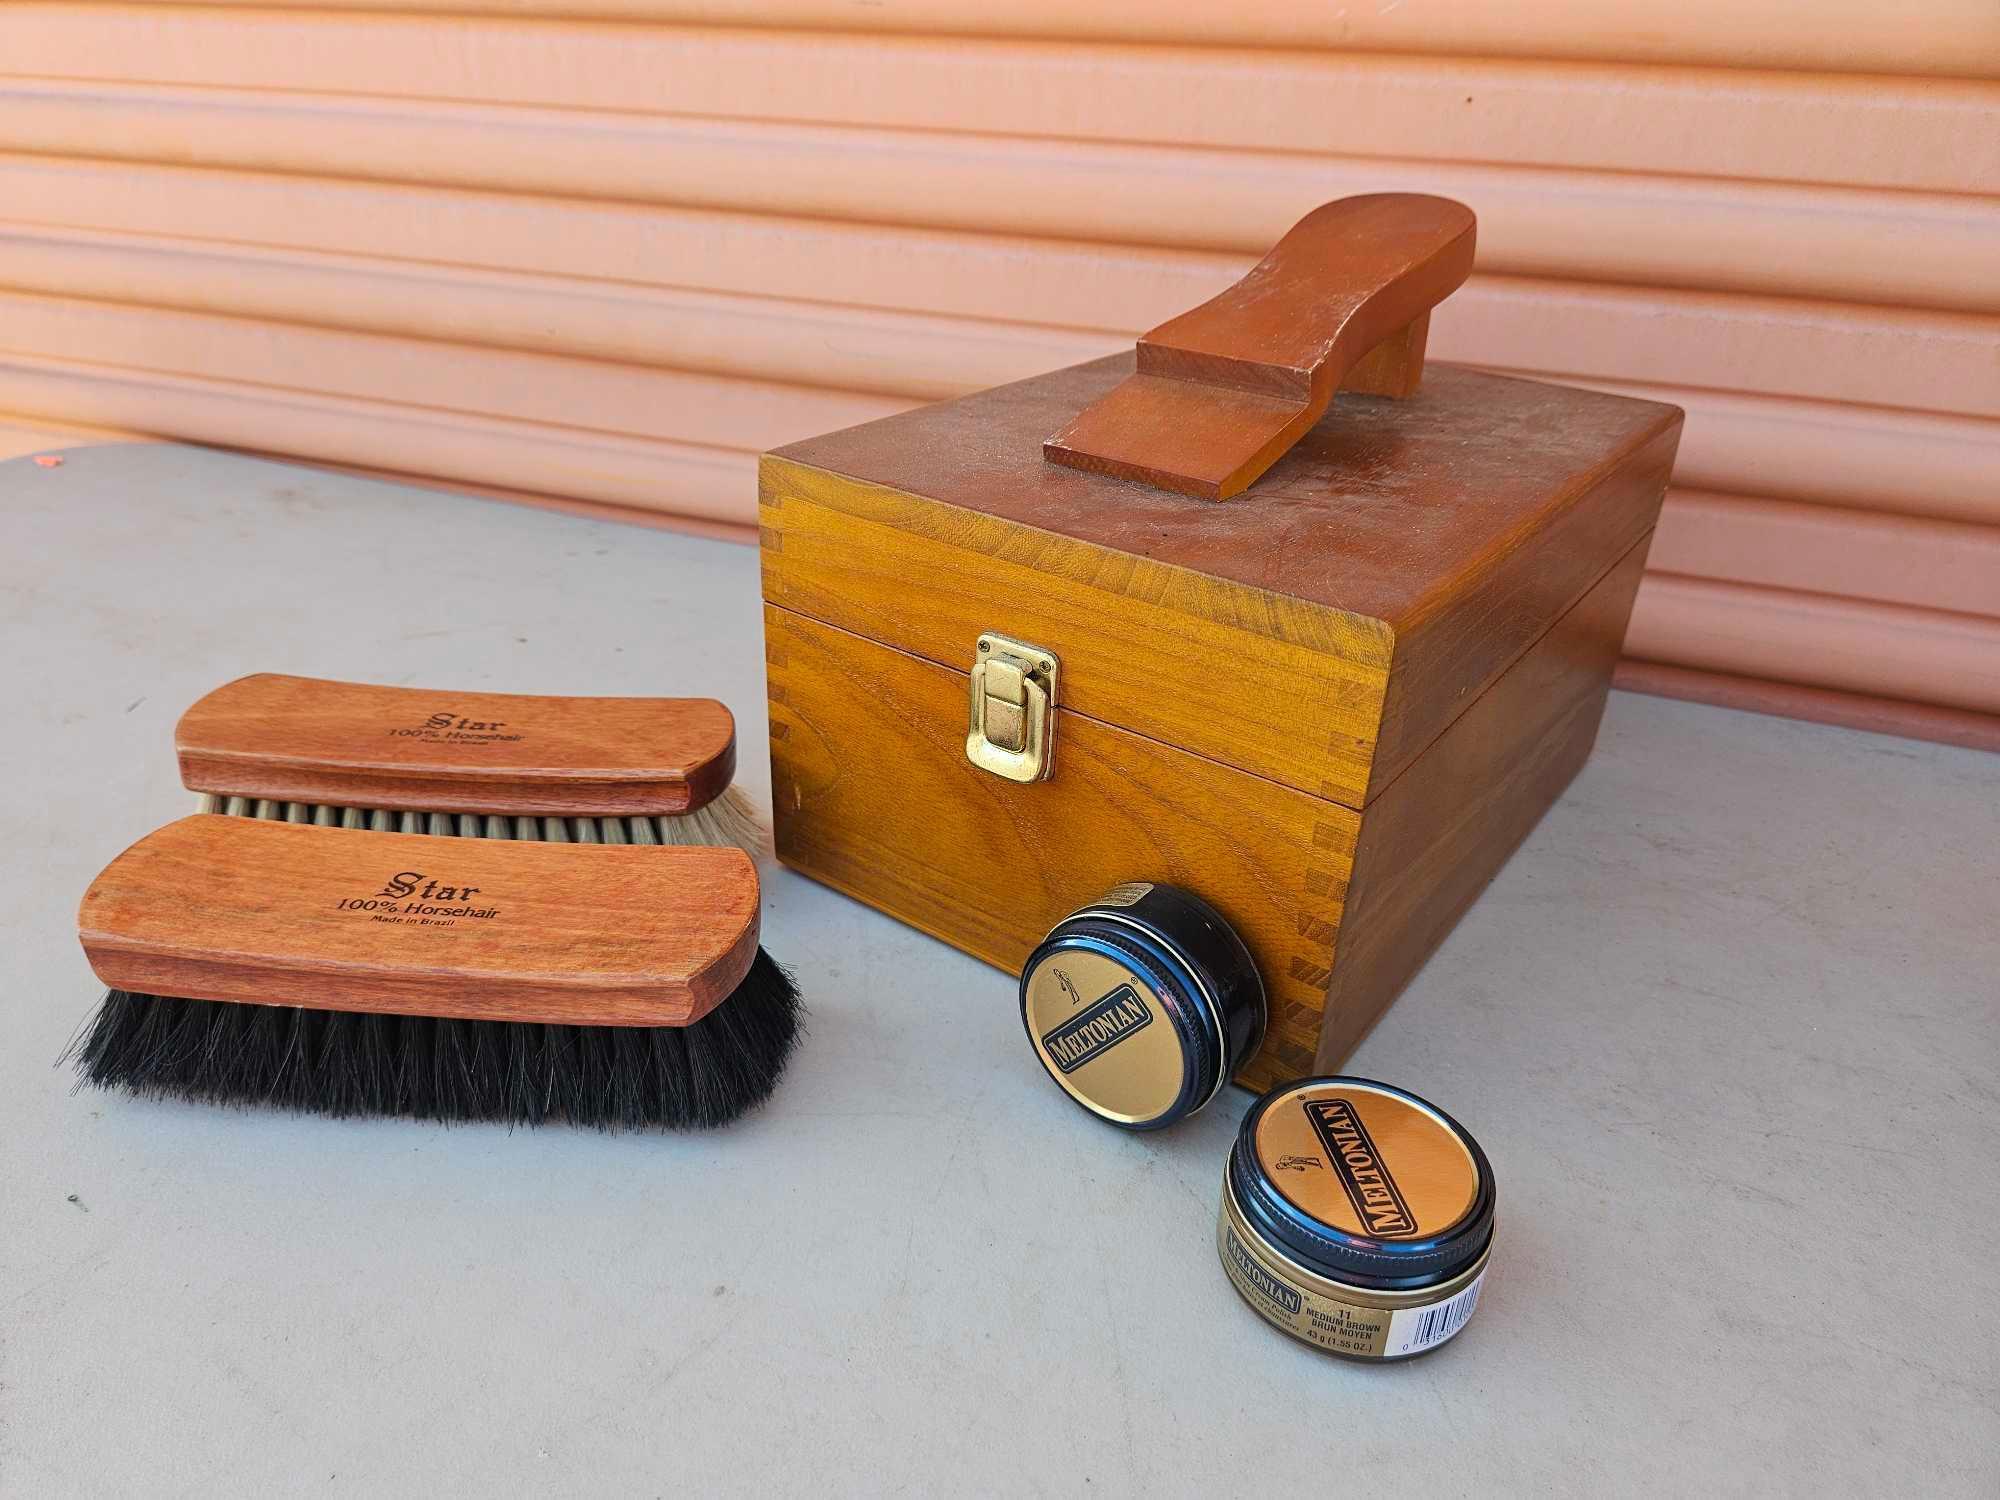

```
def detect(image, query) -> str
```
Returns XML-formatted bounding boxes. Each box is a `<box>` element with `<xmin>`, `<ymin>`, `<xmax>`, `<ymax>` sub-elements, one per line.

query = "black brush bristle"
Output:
<box><xmin>66</xmin><ymin>950</ymin><xmax>801</xmax><ymax>1131</ymax></box>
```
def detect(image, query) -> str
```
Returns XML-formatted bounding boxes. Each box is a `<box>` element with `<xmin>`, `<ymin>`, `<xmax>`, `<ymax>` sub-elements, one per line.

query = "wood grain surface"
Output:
<box><xmin>1367</xmin><ymin>419</ymin><xmax>1678</xmax><ymax>800</ymax></box>
<box><xmin>176</xmin><ymin>674</ymin><xmax>737</xmax><ymax>815</ymax></box>
<box><xmin>1045</xmin><ymin>195</ymin><xmax>1475</xmax><ymax>499</ymax></box>
<box><xmin>764</xmin><ymin>606</ymin><xmax>1356</xmax><ymax>1091</ymax></box>
<box><xmin>1317</xmin><ymin>537</ymin><xmax>1652</xmax><ymax>1067</ymax></box>
<box><xmin>77</xmin><ymin>815</ymin><xmax>761</xmax><ymax>1025</ymax></box>
<box><xmin>761</xmin><ymin>455</ymin><xmax>1390</xmax><ymax>805</ymax></box>
<box><xmin>764</xmin><ymin>335</ymin><xmax>1676</xmax><ymax>1081</ymax></box>
<box><xmin>767</xmin><ymin>358</ymin><xmax>1678</xmax><ymax>809</ymax></box>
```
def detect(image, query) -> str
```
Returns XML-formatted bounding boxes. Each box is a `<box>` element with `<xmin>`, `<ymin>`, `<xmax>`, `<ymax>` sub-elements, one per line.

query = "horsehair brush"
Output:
<box><xmin>176</xmin><ymin>673</ymin><xmax>764</xmax><ymax>855</ymax></box>
<box><xmin>68</xmin><ymin>815</ymin><xmax>800</xmax><ymax>1129</ymax></box>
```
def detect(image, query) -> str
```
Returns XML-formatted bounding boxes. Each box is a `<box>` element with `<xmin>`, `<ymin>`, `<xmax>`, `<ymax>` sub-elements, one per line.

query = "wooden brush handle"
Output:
<box><xmin>177</xmin><ymin>674</ymin><xmax>737</xmax><ymax>816</ymax></box>
<box><xmin>78</xmin><ymin>815</ymin><xmax>760</xmax><ymax>1026</ymax></box>
<box><xmin>1044</xmin><ymin>193</ymin><xmax>1475</xmax><ymax>500</ymax></box>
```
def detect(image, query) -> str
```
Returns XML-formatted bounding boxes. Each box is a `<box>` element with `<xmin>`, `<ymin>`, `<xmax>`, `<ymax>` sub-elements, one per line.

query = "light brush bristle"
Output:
<box><xmin>654</xmin><ymin>783</ymin><xmax>767</xmax><ymax>856</ymax></box>
<box><xmin>202</xmin><ymin>786</ymin><xmax>767</xmax><ymax>857</ymax></box>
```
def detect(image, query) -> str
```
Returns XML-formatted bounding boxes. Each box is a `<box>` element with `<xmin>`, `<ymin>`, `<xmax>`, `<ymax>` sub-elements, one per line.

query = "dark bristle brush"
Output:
<box><xmin>68</xmin><ymin>815</ymin><xmax>800</xmax><ymax>1129</ymax></box>
<box><xmin>175</xmin><ymin>674</ymin><xmax>764</xmax><ymax>854</ymax></box>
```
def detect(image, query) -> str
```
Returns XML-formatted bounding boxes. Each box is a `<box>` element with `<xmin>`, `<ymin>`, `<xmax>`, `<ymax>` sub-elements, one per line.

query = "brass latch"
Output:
<box><xmin>966</xmin><ymin>633</ymin><xmax>1059</xmax><ymax>783</ymax></box>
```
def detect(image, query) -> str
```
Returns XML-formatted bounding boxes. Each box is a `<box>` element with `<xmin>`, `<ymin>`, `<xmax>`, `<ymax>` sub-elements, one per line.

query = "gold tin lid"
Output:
<box><xmin>1019</xmin><ymin>883</ymin><xmax>1265</xmax><ymax>1131</ymax></box>
<box><xmin>1023</xmin><ymin>948</ymin><xmax>1188</xmax><ymax>1125</ymax></box>
<box><xmin>1228</xmin><ymin>1077</ymin><xmax>1494</xmax><ymax>1290</ymax></box>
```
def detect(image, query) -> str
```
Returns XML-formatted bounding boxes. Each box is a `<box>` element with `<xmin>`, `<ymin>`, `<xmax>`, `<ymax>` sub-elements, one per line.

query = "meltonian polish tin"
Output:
<box><xmin>1019</xmin><ymin>883</ymin><xmax>1265</xmax><ymax>1130</ymax></box>
<box><xmin>1220</xmin><ymin>1077</ymin><xmax>1495</xmax><ymax>1360</ymax></box>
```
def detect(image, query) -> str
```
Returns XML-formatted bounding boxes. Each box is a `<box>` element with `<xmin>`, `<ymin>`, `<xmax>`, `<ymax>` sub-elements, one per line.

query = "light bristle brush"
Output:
<box><xmin>175</xmin><ymin>674</ymin><xmax>764</xmax><ymax>854</ymax></box>
<box><xmin>67</xmin><ymin>816</ymin><xmax>800</xmax><ymax>1129</ymax></box>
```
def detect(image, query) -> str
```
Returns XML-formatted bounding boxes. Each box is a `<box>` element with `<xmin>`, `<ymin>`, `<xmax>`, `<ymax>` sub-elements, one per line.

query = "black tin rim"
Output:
<box><xmin>1230</xmin><ymin>1076</ymin><xmax>1495</xmax><ymax>1291</ymax></box>
<box><xmin>1064</xmin><ymin>915</ymin><xmax>1229</xmax><ymax>1106</ymax></box>
<box><xmin>1095</xmin><ymin>884</ymin><xmax>1266</xmax><ymax>1071</ymax></box>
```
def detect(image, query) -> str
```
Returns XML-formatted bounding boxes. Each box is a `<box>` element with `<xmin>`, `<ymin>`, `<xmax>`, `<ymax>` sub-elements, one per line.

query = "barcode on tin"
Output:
<box><xmin>1409</xmin><ymin>1293</ymin><xmax>1475</xmax><ymax>1346</ymax></box>
<box><xmin>1387</xmin><ymin>1273</ymin><xmax>1484</xmax><ymax>1356</ymax></box>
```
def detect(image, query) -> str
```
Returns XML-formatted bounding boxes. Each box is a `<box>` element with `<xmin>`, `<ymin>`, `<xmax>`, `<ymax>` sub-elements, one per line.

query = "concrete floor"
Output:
<box><xmin>4</xmin><ymin>443</ymin><xmax>1996</xmax><ymax>1497</ymax></box>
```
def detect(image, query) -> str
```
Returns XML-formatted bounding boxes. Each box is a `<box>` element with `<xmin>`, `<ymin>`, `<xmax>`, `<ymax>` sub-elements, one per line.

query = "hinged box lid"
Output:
<box><xmin>761</xmin><ymin>355</ymin><xmax>1679</xmax><ymax>812</ymax></box>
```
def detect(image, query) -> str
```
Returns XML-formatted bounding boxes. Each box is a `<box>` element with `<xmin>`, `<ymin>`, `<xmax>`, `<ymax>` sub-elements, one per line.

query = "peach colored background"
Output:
<box><xmin>2</xmin><ymin>4</ymin><xmax>1996</xmax><ymax>744</ymax></box>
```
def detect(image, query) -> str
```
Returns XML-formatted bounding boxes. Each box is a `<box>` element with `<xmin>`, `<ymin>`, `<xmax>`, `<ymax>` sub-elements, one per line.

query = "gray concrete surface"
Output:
<box><xmin>4</xmin><ymin>443</ymin><xmax>1996</xmax><ymax>1497</ymax></box>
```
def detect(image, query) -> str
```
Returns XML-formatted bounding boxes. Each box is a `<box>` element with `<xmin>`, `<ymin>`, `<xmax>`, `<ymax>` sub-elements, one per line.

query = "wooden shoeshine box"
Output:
<box><xmin>758</xmin><ymin>198</ymin><xmax>1682</xmax><ymax>1091</ymax></box>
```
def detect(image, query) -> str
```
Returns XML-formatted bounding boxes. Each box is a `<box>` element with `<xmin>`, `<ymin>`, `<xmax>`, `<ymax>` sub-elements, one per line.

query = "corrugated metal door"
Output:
<box><xmin>2</xmin><ymin>4</ymin><xmax>1995</xmax><ymax>742</ymax></box>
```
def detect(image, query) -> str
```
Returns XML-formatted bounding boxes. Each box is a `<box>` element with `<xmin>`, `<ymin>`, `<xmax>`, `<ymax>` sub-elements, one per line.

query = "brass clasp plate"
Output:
<box><xmin>966</xmin><ymin>633</ymin><xmax>1059</xmax><ymax>783</ymax></box>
